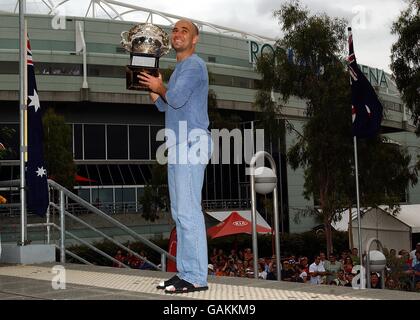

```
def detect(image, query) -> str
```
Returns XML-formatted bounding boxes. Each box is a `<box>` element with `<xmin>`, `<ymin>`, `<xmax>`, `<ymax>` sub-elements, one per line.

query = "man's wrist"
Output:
<box><xmin>158</xmin><ymin>86</ymin><xmax>167</xmax><ymax>99</ymax></box>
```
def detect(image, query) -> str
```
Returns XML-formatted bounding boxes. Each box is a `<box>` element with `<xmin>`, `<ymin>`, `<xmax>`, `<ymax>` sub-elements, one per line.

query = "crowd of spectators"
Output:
<box><xmin>206</xmin><ymin>243</ymin><xmax>420</xmax><ymax>292</ymax></box>
<box><xmin>111</xmin><ymin>242</ymin><xmax>420</xmax><ymax>292</ymax></box>
<box><xmin>112</xmin><ymin>248</ymin><xmax>155</xmax><ymax>270</ymax></box>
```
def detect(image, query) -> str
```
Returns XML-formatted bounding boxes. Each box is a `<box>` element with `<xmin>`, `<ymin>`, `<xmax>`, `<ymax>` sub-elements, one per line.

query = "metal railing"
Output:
<box><xmin>0</xmin><ymin>179</ymin><xmax>175</xmax><ymax>271</ymax></box>
<box><xmin>203</xmin><ymin>199</ymin><xmax>251</xmax><ymax>210</ymax></box>
<box><xmin>47</xmin><ymin>179</ymin><xmax>175</xmax><ymax>270</ymax></box>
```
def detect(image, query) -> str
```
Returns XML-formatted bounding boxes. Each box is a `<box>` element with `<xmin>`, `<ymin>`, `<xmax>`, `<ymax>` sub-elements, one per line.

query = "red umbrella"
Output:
<box><xmin>207</xmin><ymin>211</ymin><xmax>272</xmax><ymax>239</ymax></box>
<box><xmin>75</xmin><ymin>174</ymin><xmax>97</xmax><ymax>183</ymax></box>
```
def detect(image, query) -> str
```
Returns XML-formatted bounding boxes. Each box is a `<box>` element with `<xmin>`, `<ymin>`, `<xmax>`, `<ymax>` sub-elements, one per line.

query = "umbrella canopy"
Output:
<box><xmin>75</xmin><ymin>174</ymin><xmax>97</xmax><ymax>183</ymax></box>
<box><xmin>207</xmin><ymin>211</ymin><xmax>272</xmax><ymax>239</ymax></box>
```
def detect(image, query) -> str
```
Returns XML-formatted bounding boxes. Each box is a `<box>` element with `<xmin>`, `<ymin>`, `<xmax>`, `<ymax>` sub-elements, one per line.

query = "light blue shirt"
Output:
<box><xmin>155</xmin><ymin>54</ymin><xmax>210</xmax><ymax>147</ymax></box>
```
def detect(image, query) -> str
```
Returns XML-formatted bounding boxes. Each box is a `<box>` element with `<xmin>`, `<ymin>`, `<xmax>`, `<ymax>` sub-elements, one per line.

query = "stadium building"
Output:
<box><xmin>1</xmin><ymin>1</ymin><xmax>419</xmax><ymax>237</ymax></box>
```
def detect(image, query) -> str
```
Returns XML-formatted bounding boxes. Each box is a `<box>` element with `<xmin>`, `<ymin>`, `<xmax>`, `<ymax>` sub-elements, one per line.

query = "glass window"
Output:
<box><xmin>77</xmin><ymin>189</ymin><xmax>90</xmax><ymax>202</ymax></box>
<box><xmin>88</xmin><ymin>64</ymin><xmax>125</xmax><ymax>78</ymax></box>
<box><xmin>73</xmin><ymin>124</ymin><xmax>83</xmax><ymax>159</ymax></box>
<box><xmin>97</xmin><ymin>164</ymin><xmax>113</xmax><ymax>185</ymax></box>
<box><xmin>115</xmin><ymin>187</ymin><xmax>123</xmax><ymax>203</ymax></box>
<box><xmin>115</xmin><ymin>187</ymin><xmax>136</xmax><ymax>203</ymax></box>
<box><xmin>36</xmin><ymin>62</ymin><xmax>82</xmax><ymax>76</ymax></box>
<box><xmin>129</xmin><ymin>125</ymin><xmax>150</xmax><ymax>159</ymax></box>
<box><xmin>150</xmin><ymin>126</ymin><xmax>165</xmax><ymax>160</ymax></box>
<box><xmin>107</xmin><ymin>125</ymin><xmax>128</xmax><ymax>159</ymax></box>
<box><xmin>129</xmin><ymin>164</ymin><xmax>145</xmax><ymax>185</ymax></box>
<box><xmin>119</xmin><ymin>165</ymin><xmax>135</xmax><ymax>185</ymax></box>
<box><xmin>211</xmin><ymin>74</ymin><xmax>233</xmax><ymax>86</ymax></box>
<box><xmin>108</xmin><ymin>165</ymin><xmax>124</xmax><ymax>185</ymax></box>
<box><xmin>122</xmin><ymin>188</ymin><xmax>136</xmax><ymax>202</ymax></box>
<box><xmin>0</xmin><ymin>61</ymin><xmax>19</xmax><ymax>74</ymax></box>
<box><xmin>98</xmin><ymin>188</ymin><xmax>113</xmax><ymax>204</ymax></box>
<box><xmin>86</xmin><ymin>165</ymin><xmax>101</xmax><ymax>184</ymax></box>
<box><xmin>84</xmin><ymin>124</ymin><xmax>105</xmax><ymax>159</ymax></box>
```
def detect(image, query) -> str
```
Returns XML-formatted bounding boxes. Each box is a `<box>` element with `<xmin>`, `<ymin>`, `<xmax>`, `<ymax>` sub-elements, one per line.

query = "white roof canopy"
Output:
<box><xmin>332</xmin><ymin>205</ymin><xmax>420</xmax><ymax>233</ymax></box>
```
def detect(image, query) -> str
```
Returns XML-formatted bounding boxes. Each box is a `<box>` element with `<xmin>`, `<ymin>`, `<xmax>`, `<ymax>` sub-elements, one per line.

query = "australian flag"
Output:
<box><xmin>26</xmin><ymin>37</ymin><xmax>49</xmax><ymax>216</ymax></box>
<box><xmin>348</xmin><ymin>27</ymin><xmax>383</xmax><ymax>138</ymax></box>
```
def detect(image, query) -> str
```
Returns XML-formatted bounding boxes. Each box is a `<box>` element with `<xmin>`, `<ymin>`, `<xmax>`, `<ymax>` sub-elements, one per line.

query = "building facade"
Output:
<box><xmin>1</xmin><ymin>10</ymin><xmax>419</xmax><ymax>234</ymax></box>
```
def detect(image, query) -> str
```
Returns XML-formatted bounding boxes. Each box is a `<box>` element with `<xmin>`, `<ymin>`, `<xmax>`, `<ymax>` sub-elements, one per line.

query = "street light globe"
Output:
<box><xmin>254</xmin><ymin>167</ymin><xmax>277</xmax><ymax>194</ymax></box>
<box><xmin>368</xmin><ymin>250</ymin><xmax>386</xmax><ymax>272</ymax></box>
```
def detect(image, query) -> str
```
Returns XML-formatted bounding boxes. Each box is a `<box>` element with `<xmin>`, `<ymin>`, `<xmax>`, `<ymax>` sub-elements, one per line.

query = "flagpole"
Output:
<box><xmin>353</xmin><ymin>136</ymin><xmax>365</xmax><ymax>289</ymax></box>
<box><xmin>19</xmin><ymin>0</ymin><xmax>27</xmax><ymax>245</ymax></box>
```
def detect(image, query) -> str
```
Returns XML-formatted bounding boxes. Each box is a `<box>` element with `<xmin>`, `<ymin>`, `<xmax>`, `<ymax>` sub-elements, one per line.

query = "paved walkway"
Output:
<box><xmin>0</xmin><ymin>263</ymin><xmax>418</xmax><ymax>300</ymax></box>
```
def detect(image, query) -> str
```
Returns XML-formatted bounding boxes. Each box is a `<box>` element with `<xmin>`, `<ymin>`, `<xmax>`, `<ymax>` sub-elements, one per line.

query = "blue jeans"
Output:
<box><xmin>167</xmin><ymin>138</ymin><xmax>210</xmax><ymax>286</ymax></box>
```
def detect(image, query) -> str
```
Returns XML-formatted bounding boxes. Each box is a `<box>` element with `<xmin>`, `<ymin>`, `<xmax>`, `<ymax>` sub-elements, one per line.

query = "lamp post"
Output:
<box><xmin>250</xmin><ymin>151</ymin><xmax>281</xmax><ymax>281</ymax></box>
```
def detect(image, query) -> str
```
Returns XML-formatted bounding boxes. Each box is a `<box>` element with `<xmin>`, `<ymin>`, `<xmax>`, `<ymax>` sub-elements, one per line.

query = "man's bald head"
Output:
<box><xmin>176</xmin><ymin>19</ymin><xmax>199</xmax><ymax>36</ymax></box>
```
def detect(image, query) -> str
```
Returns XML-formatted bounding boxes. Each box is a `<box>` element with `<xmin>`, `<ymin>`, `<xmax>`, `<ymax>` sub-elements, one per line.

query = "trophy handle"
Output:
<box><xmin>120</xmin><ymin>31</ymin><xmax>131</xmax><ymax>51</ymax></box>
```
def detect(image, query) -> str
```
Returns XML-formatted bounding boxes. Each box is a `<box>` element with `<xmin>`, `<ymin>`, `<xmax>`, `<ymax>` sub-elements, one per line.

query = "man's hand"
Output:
<box><xmin>137</xmin><ymin>72</ymin><xmax>166</xmax><ymax>98</ymax></box>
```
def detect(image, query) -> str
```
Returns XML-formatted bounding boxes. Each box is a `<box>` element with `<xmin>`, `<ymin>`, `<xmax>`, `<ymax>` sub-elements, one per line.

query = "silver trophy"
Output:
<box><xmin>121</xmin><ymin>23</ymin><xmax>171</xmax><ymax>91</ymax></box>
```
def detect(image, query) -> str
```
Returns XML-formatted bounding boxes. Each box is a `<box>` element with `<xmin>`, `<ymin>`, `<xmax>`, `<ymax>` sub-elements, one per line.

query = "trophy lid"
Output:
<box><xmin>121</xmin><ymin>23</ymin><xmax>170</xmax><ymax>57</ymax></box>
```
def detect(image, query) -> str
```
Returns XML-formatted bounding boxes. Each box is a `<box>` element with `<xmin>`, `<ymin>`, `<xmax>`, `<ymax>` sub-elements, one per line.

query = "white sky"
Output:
<box><xmin>1</xmin><ymin>0</ymin><xmax>408</xmax><ymax>73</ymax></box>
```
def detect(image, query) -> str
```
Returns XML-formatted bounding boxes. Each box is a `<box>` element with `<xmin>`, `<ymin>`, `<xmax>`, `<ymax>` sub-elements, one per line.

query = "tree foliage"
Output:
<box><xmin>42</xmin><ymin>108</ymin><xmax>75</xmax><ymax>189</ymax></box>
<box><xmin>390</xmin><ymin>0</ymin><xmax>420</xmax><ymax>133</ymax></box>
<box><xmin>139</xmin><ymin>163</ymin><xmax>169</xmax><ymax>222</ymax></box>
<box><xmin>0</xmin><ymin>127</ymin><xmax>15</xmax><ymax>161</ymax></box>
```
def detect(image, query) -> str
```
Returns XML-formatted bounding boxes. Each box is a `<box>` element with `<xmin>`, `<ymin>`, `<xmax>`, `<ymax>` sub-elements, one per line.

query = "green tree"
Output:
<box><xmin>139</xmin><ymin>163</ymin><xmax>168</xmax><ymax>222</ymax></box>
<box><xmin>390</xmin><ymin>0</ymin><xmax>420</xmax><ymax>134</ymax></box>
<box><xmin>42</xmin><ymin>108</ymin><xmax>75</xmax><ymax>189</ymax></box>
<box><xmin>256</xmin><ymin>1</ymin><xmax>351</xmax><ymax>254</ymax></box>
<box><xmin>256</xmin><ymin>1</ymin><xmax>418</xmax><ymax>255</ymax></box>
<box><xmin>0</xmin><ymin>127</ymin><xmax>15</xmax><ymax>161</ymax></box>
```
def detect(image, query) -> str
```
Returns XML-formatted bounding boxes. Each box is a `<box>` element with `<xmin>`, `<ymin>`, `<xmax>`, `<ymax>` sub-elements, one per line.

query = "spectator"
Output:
<box><xmin>370</xmin><ymin>272</ymin><xmax>381</xmax><ymax>289</ymax></box>
<box><xmin>237</xmin><ymin>249</ymin><xmax>245</xmax><ymax>263</ymax></box>
<box><xmin>296</xmin><ymin>264</ymin><xmax>308</xmax><ymax>283</ymax></box>
<box><xmin>389</xmin><ymin>248</ymin><xmax>397</xmax><ymax>258</ymax></box>
<box><xmin>385</xmin><ymin>278</ymin><xmax>398</xmax><ymax>290</ymax></box>
<box><xmin>344</xmin><ymin>271</ymin><xmax>356</xmax><ymax>287</ymax></box>
<box><xmin>258</xmin><ymin>264</ymin><xmax>267</xmax><ymax>280</ymax></box>
<box><xmin>113</xmin><ymin>250</ymin><xmax>126</xmax><ymax>268</ymax></box>
<box><xmin>210</xmin><ymin>248</ymin><xmax>218</xmax><ymax>265</ymax></box>
<box><xmin>339</xmin><ymin>250</ymin><xmax>349</xmax><ymax>265</ymax></box>
<box><xmin>319</xmin><ymin>252</ymin><xmax>327</xmax><ymax>268</ymax></box>
<box><xmin>127</xmin><ymin>252</ymin><xmax>141</xmax><ymax>269</ymax></box>
<box><xmin>228</xmin><ymin>249</ymin><xmax>239</xmax><ymax>262</ymax></box>
<box><xmin>333</xmin><ymin>270</ymin><xmax>348</xmax><ymax>286</ymax></box>
<box><xmin>411</xmin><ymin>251</ymin><xmax>420</xmax><ymax>289</ymax></box>
<box><xmin>324</xmin><ymin>253</ymin><xmax>343</xmax><ymax>285</ymax></box>
<box><xmin>281</xmin><ymin>260</ymin><xmax>295</xmax><ymax>281</ymax></box>
<box><xmin>244</xmin><ymin>248</ymin><xmax>253</xmax><ymax>263</ymax></box>
<box><xmin>139</xmin><ymin>252</ymin><xmax>155</xmax><ymax>270</ymax></box>
<box><xmin>309</xmin><ymin>256</ymin><xmax>326</xmax><ymax>285</ymax></box>
<box><xmin>215</xmin><ymin>249</ymin><xmax>227</xmax><ymax>267</ymax></box>
<box><xmin>350</xmin><ymin>247</ymin><xmax>361</xmax><ymax>265</ymax></box>
<box><xmin>398</xmin><ymin>250</ymin><xmax>414</xmax><ymax>290</ymax></box>
<box><xmin>343</xmin><ymin>256</ymin><xmax>354</xmax><ymax>274</ymax></box>
<box><xmin>266</xmin><ymin>260</ymin><xmax>278</xmax><ymax>281</ymax></box>
<box><xmin>410</xmin><ymin>243</ymin><xmax>420</xmax><ymax>260</ymax></box>
<box><xmin>222</xmin><ymin>258</ymin><xmax>237</xmax><ymax>276</ymax></box>
<box><xmin>299</xmin><ymin>257</ymin><xmax>309</xmax><ymax>274</ymax></box>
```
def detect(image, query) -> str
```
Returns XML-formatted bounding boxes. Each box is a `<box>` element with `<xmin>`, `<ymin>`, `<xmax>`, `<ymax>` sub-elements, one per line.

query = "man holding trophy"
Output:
<box><xmin>137</xmin><ymin>19</ymin><xmax>211</xmax><ymax>294</ymax></box>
